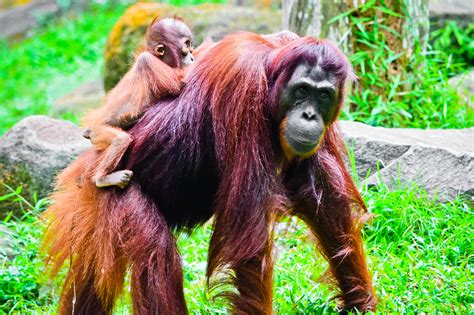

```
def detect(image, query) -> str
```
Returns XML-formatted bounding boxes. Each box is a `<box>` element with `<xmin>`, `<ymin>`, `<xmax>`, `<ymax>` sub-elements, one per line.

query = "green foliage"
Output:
<box><xmin>430</xmin><ymin>21</ymin><xmax>474</xmax><ymax>68</ymax></box>
<box><xmin>0</xmin><ymin>183</ymin><xmax>471</xmax><ymax>313</ymax></box>
<box><xmin>338</xmin><ymin>2</ymin><xmax>474</xmax><ymax>128</ymax></box>
<box><xmin>343</xmin><ymin>46</ymin><xmax>473</xmax><ymax>128</ymax></box>
<box><xmin>0</xmin><ymin>3</ymin><xmax>127</xmax><ymax>135</ymax></box>
<box><xmin>0</xmin><ymin>189</ymin><xmax>54</xmax><ymax>313</ymax></box>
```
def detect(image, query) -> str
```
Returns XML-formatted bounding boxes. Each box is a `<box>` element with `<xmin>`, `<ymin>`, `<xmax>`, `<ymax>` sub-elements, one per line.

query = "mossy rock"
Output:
<box><xmin>103</xmin><ymin>2</ymin><xmax>281</xmax><ymax>91</ymax></box>
<box><xmin>0</xmin><ymin>116</ymin><xmax>90</xmax><ymax>217</ymax></box>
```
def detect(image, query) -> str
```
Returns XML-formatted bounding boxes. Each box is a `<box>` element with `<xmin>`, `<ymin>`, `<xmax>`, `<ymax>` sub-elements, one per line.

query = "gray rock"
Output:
<box><xmin>429</xmin><ymin>0</ymin><xmax>474</xmax><ymax>17</ymax></box>
<box><xmin>53</xmin><ymin>80</ymin><xmax>105</xmax><ymax>115</ymax></box>
<box><xmin>429</xmin><ymin>0</ymin><xmax>474</xmax><ymax>29</ymax></box>
<box><xmin>366</xmin><ymin>145</ymin><xmax>473</xmax><ymax>200</ymax></box>
<box><xmin>340</xmin><ymin>121</ymin><xmax>474</xmax><ymax>201</ymax></box>
<box><xmin>0</xmin><ymin>0</ymin><xmax>58</xmax><ymax>39</ymax></box>
<box><xmin>449</xmin><ymin>70</ymin><xmax>474</xmax><ymax>107</ymax></box>
<box><xmin>0</xmin><ymin>116</ymin><xmax>90</xmax><ymax>216</ymax></box>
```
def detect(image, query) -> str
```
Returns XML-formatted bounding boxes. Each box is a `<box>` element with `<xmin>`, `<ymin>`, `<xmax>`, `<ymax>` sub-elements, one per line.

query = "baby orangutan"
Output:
<box><xmin>83</xmin><ymin>17</ymin><xmax>194</xmax><ymax>188</ymax></box>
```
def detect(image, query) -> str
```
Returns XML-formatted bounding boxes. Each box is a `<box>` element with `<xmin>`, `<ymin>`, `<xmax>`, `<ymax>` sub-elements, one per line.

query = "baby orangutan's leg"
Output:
<box><xmin>88</xmin><ymin>125</ymin><xmax>133</xmax><ymax>189</ymax></box>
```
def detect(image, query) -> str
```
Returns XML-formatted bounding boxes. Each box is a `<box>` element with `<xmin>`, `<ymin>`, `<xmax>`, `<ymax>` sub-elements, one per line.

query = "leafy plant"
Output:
<box><xmin>0</xmin><ymin>187</ymin><xmax>54</xmax><ymax>314</ymax></box>
<box><xmin>336</xmin><ymin>1</ymin><xmax>473</xmax><ymax>128</ymax></box>
<box><xmin>430</xmin><ymin>21</ymin><xmax>474</xmax><ymax>68</ymax></box>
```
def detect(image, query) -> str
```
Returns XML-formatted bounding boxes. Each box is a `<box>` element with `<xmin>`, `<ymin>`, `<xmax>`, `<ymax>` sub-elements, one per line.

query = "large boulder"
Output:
<box><xmin>340</xmin><ymin>121</ymin><xmax>474</xmax><ymax>201</ymax></box>
<box><xmin>0</xmin><ymin>116</ymin><xmax>90</xmax><ymax>216</ymax></box>
<box><xmin>103</xmin><ymin>2</ymin><xmax>281</xmax><ymax>91</ymax></box>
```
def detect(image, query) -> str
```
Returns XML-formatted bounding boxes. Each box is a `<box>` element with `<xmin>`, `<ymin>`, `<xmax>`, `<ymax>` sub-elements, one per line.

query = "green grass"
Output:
<box><xmin>430</xmin><ymin>21</ymin><xmax>473</xmax><ymax>68</ymax></box>
<box><xmin>336</xmin><ymin>1</ymin><xmax>474</xmax><ymax>128</ymax></box>
<box><xmin>0</xmin><ymin>188</ymin><xmax>55</xmax><ymax>313</ymax></box>
<box><xmin>1</xmin><ymin>182</ymin><xmax>471</xmax><ymax>313</ymax></box>
<box><xmin>342</xmin><ymin>47</ymin><xmax>474</xmax><ymax>128</ymax></box>
<box><xmin>0</xmin><ymin>0</ymin><xmax>224</xmax><ymax>136</ymax></box>
<box><xmin>0</xmin><ymin>3</ymin><xmax>128</xmax><ymax>135</ymax></box>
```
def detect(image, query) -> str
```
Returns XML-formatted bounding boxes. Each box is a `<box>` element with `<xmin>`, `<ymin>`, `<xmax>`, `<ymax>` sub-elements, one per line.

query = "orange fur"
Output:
<box><xmin>279</xmin><ymin>117</ymin><xmax>294</xmax><ymax>161</ymax></box>
<box><xmin>192</xmin><ymin>37</ymin><xmax>216</xmax><ymax>59</ymax></box>
<box><xmin>42</xmin><ymin>152</ymin><xmax>127</xmax><ymax>312</ymax></box>
<box><xmin>83</xmin><ymin>52</ymin><xmax>182</xmax><ymax>129</ymax></box>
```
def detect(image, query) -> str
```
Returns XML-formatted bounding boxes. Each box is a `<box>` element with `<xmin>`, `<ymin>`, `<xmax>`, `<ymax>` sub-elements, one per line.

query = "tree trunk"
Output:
<box><xmin>403</xmin><ymin>0</ymin><xmax>430</xmax><ymax>55</ymax></box>
<box><xmin>282</xmin><ymin>0</ymin><xmax>429</xmax><ymax>56</ymax></box>
<box><xmin>282</xmin><ymin>0</ymin><xmax>351</xmax><ymax>52</ymax></box>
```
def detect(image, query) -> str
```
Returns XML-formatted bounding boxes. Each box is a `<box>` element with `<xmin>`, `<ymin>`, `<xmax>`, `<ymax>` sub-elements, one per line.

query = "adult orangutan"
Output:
<box><xmin>44</xmin><ymin>31</ymin><xmax>377</xmax><ymax>314</ymax></box>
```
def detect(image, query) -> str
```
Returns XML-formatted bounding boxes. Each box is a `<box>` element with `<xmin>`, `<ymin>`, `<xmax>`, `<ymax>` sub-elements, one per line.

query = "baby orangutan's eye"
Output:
<box><xmin>156</xmin><ymin>45</ymin><xmax>166</xmax><ymax>56</ymax></box>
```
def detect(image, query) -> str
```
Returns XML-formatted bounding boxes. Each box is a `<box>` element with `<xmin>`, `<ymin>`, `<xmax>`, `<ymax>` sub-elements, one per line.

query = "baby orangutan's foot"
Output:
<box><xmin>95</xmin><ymin>170</ymin><xmax>133</xmax><ymax>189</ymax></box>
<box><xmin>83</xmin><ymin>128</ymin><xmax>92</xmax><ymax>139</ymax></box>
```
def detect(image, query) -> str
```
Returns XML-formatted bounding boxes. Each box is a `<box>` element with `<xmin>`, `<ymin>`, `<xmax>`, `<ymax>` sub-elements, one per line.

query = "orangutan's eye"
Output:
<box><xmin>318</xmin><ymin>91</ymin><xmax>329</xmax><ymax>99</ymax></box>
<box><xmin>295</xmin><ymin>85</ymin><xmax>309</xmax><ymax>98</ymax></box>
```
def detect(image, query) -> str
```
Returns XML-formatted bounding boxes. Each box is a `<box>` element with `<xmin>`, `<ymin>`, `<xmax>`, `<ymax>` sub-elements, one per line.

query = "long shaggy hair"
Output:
<box><xmin>43</xmin><ymin>32</ymin><xmax>376</xmax><ymax>314</ymax></box>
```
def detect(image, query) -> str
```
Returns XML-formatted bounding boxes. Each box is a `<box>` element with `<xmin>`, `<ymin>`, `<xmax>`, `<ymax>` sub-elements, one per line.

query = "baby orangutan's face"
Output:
<box><xmin>149</xmin><ymin>18</ymin><xmax>195</xmax><ymax>68</ymax></box>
